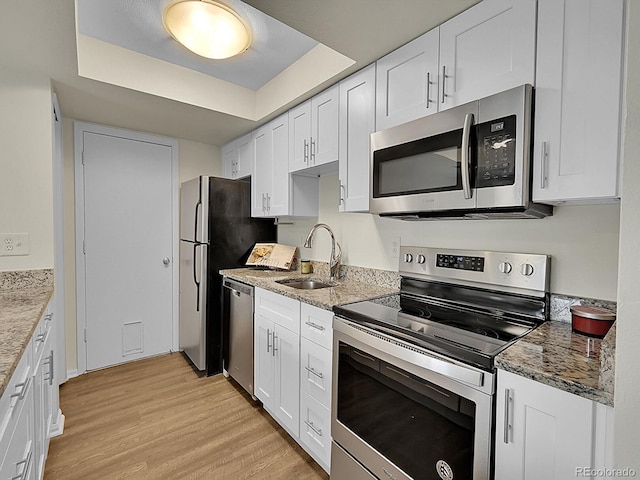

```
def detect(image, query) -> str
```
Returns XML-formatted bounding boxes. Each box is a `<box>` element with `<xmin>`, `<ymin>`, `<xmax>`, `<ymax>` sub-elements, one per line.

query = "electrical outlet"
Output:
<box><xmin>0</xmin><ymin>233</ymin><xmax>29</xmax><ymax>256</ymax></box>
<box><xmin>390</xmin><ymin>236</ymin><xmax>400</xmax><ymax>258</ymax></box>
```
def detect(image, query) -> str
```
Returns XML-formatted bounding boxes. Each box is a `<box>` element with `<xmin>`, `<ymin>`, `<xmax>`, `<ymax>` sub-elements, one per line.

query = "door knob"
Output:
<box><xmin>163</xmin><ymin>257</ymin><xmax>170</xmax><ymax>266</ymax></box>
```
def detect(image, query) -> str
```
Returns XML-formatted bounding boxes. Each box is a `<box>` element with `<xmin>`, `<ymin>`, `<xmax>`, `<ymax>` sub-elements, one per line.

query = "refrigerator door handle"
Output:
<box><xmin>193</xmin><ymin>244</ymin><xmax>202</xmax><ymax>311</ymax></box>
<box><xmin>194</xmin><ymin>200</ymin><xmax>202</xmax><ymax>243</ymax></box>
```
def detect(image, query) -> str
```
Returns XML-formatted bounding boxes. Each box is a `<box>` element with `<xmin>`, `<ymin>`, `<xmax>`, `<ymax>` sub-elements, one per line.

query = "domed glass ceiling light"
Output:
<box><xmin>163</xmin><ymin>0</ymin><xmax>252</xmax><ymax>59</ymax></box>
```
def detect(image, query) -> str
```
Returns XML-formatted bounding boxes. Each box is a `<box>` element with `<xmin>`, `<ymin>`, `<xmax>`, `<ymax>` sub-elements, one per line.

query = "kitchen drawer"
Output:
<box><xmin>0</xmin><ymin>341</ymin><xmax>33</xmax><ymax>450</ymax></box>
<box><xmin>255</xmin><ymin>287</ymin><xmax>300</xmax><ymax>334</ymax></box>
<box><xmin>300</xmin><ymin>302</ymin><xmax>333</xmax><ymax>350</ymax></box>
<box><xmin>300</xmin><ymin>390</ymin><xmax>331</xmax><ymax>473</ymax></box>
<box><xmin>300</xmin><ymin>337</ymin><xmax>332</xmax><ymax>407</ymax></box>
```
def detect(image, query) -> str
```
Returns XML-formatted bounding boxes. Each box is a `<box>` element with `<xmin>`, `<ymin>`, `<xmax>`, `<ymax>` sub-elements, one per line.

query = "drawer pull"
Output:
<box><xmin>305</xmin><ymin>366</ymin><xmax>324</xmax><ymax>379</ymax></box>
<box><xmin>304</xmin><ymin>420</ymin><xmax>322</xmax><ymax>437</ymax></box>
<box><xmin>305</xmin><ymin>321</ymin><xmax>325</xmax><ymax>332</ymax></box>
<box><xmin>10</xmin><ymin>376</ymin><xmax>31</xmax><ymax>401</ymax></box>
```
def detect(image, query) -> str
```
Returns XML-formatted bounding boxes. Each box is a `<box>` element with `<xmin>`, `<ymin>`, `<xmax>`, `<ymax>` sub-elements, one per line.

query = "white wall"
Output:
<box><xmin>279</xmin><ymin>174</ymin><xmax>620</xmax><ymax>300</ymax></box>
<box><xmin>613</xmin><ymin>0</ymin><xmax>640</xmax><ymax>469</ymax></box>
<box><xmin>61</xmin><ymin>125</ymin><xmax>221</xmax><ymax>371</ymax></box>
<box><xmin>0</xmin><ymin>70</ymin><xmax>53</xmax><ymax>271</ymax></box>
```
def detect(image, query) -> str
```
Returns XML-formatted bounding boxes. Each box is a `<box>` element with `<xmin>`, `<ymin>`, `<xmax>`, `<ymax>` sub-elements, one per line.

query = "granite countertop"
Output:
<box><xmin>220</xmin><ymin>267</ymin><xmax>399</xmax><ymax>310</ymax></box>
<box><xmin>496</xmin><ymin>320</ymin><xmax>615</xmax><ymax>406</ymax></box>
<box><xmin>0</xmin><ymin>284</ymin><xmax>54</xmax><ymax>398</ymax></box>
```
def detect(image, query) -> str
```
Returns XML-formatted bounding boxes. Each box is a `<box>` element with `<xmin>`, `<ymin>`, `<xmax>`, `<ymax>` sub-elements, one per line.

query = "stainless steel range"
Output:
<box><xmin>331</xmin><ymin>247</ymin><xmax>550</xmax><ymax>480</ymax></box>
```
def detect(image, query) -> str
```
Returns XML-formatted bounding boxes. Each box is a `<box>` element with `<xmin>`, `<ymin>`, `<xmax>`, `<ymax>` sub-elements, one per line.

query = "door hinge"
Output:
<box><xmin>84</xmin><ymin>328</ymin><xmax>87</xmax><ymax>343</ymax></box>
<box><xmin>83</xmin><ymin>241</ymin><xmax>86</xmax><ymax>255</ymax></box>
<box><xmin>81</xmin><ymin>151</ymin><xmax>85</xmax><ymax>165</ymax></box>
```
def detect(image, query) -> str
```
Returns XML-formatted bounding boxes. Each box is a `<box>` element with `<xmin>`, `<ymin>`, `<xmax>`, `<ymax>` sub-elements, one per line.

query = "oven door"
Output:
<box><xmin>369</xmin><ymin>102</ymin><xmax>478</xmax><ymax>215</ymax></box>
<box><xmin>331</xmin><ymin>318</ymin><xmax>493</xmax><ymax>480</ymax></box>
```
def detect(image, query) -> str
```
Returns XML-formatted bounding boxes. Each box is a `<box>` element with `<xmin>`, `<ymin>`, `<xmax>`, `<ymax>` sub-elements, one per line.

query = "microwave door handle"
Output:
<box><xmin>461</xmin><ymin>112</ymin><xmax>474</xmax><ymax>199</ymax></box>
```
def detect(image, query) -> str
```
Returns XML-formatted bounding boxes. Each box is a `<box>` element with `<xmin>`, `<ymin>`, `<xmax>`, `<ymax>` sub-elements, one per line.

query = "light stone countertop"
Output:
<box><xmin>0</xmin><ymin>277</ymin><xmax>53</xmax><ymax>398</ymax></box>
<box><xmin>496</xmin><ymin>320</ymin><xmax>615</xmax><ymax>406</ymax></box>
<box><xmin>219</xmin><ymin>267</ymin><xmax>399</xmax><ymax>311</ymax></box>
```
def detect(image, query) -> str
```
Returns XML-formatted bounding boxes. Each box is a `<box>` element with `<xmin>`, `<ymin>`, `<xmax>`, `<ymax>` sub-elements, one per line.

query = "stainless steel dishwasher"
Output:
<box><xmin>222</xmin><ymin>277</ymin><xmax>255</xmax><ymax>398</ymax></box>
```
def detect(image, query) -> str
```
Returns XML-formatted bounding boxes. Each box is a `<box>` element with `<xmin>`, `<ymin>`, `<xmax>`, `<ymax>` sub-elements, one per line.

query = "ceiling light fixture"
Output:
<box><xmin>163</xmin><ymin>0</ymin><xmax>251</xmax><ymax>60</ymax></box>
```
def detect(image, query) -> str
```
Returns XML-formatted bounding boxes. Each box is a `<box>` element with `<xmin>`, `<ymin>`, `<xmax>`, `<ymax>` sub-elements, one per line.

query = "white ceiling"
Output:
<box><xmin>0</xmin><ymin>0</ymin><xmax>480</xmax><ymax>146</ymax></box>
<box><xmin>77</xmin><ymin>0</ymin><xmax>318</xmax><ymax>90</ymax></box>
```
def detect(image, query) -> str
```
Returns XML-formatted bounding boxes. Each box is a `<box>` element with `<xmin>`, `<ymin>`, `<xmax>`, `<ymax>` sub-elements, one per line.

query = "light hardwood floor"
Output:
<box><xmin>44</xmin><ymin>353</ymin><xmax>329</xmax><ymax>480</ymax></box>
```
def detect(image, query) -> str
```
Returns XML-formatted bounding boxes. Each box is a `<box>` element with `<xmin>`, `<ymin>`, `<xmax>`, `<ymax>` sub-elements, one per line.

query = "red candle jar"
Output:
<box><xmin>570</xmin><ymin>305</ymin><xmax>616</xmax><ymax>338</ymax></box>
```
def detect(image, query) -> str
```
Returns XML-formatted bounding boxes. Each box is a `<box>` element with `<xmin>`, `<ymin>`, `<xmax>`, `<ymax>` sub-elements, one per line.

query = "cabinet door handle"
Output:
<box><xmin>441</xmin><ymin>65</ymin><xmax>447</xmax><ymax>104</ymax></box>
<box><xmin>304</xmin><ymin>139</ymin><xmax>309</xmax><ymax>163</ymax></box>
<box><xmin>266</xmin><ymin>328</ymin><xmax>271</xmax><ymax>353</ymax></box>
<box><xmin>339</xmin><ymin>183</ymin><xmax>345</xmax><ymax>206</ymax></box>
<box><xmin>272</xmin><ymin>332</ymin><xmax>278</xmax><ymax>356</ymax></box>
<box><xmin>44</xmin><ymin>350</ymin><xmax>55</xmax><ymax>385</ymax></box>
<box><xmin>266</xmin><ymin>194</ymin><xmax>271</xmax><ymax>213</ymax></box>
<box><xmin>503</xmin><ymin>388</ymin><xmax>514</xmax><ymax>444</ymax></box>
<box><xmin>261</xmin><ymin>193</ymin><xmax>266</xmax><ymax>214</ymax></box>
<box><xmin>305</xmin><ymin>365</ymin><xmax>324</xmax><ymax>379</ymax></box>
<box><xmin>426</xmin><ymin>71</ymin><xmax>431</xmax><ymax>109</ymax></box>
<box><xmin>305</xmin><ymin>321</ymin><xmax>326</xmax><ymax>332</ymax></box>
<box><xmin>540</xmin><ymin>141</ymin><xmax>549</xmax><ymax>189</ymax></box>
<box><xmin>310</xmin><ymin>137</ymin><xmax>316</xmax><ymax>164</ymax></box>
<box><xmin>35</xmin><ymin>332</ymin><xmax>46</xmax><ymax>343</ymax></box>
<box><xmin>304</xmin><ymin>420</ymin><xmax>322</xmax><ymax>437</ymax></box>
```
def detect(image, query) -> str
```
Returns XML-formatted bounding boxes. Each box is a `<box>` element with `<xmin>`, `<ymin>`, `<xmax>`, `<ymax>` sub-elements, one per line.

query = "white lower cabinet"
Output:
<box><xmin>254</xmin><ymin>289</ymin><xmax>300</xmax><ymax>438</ymax></box>
<box><xmin>254</xmin><ymin>289</ymin><xmax>333</xmax><ymax>473</ymax></box>
<box><xmin>1</xmin><ymin>303</ymin><xmax>60</xmax><ymax>480</ymax></box>
<box><xmin>495</xmin><ymin>369</ymin><xmax>614</xmax><ymax>480</ymax></box>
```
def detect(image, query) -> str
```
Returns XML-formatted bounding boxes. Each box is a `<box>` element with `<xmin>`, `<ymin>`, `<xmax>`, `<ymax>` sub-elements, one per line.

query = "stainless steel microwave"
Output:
<box><xmin>369</xmin><ymin>84</ymin><xmax>552</xmax><ymax>219</ymax></box>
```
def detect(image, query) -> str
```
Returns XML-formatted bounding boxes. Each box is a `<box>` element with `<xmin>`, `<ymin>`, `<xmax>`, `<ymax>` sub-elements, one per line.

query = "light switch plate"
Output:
<box><xmin>0</xmin><ymin>233</ymin><xmax>29</xmax><ymax>256</ymax></box>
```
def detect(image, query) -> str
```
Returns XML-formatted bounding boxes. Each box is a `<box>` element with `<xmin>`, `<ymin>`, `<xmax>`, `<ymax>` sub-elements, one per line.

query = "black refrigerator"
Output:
<box><xmin>179</xmin><ymin>176</ymin><xmax>276</xmax><ymax>375</ymax></box>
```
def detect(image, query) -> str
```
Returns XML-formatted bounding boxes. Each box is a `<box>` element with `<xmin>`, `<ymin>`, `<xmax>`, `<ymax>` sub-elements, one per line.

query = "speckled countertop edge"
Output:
<box><xmin>219</xmin><ymin>267</ymin><xmax>399</xmax><ymax>310</ymax></box>
<box><xmin>0</xmin><ymin>270</ymin><xmax>54</xmax><ymax>397</ymax></box>
<box><xmin>496</xmin><ymin>320</ymin><xmax>615</xmax><ymax>406</ymax></box>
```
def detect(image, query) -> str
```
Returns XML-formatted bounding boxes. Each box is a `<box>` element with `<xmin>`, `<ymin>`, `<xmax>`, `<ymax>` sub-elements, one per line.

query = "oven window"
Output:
<box><xmin>373</xmin><ymin>128</ymin><xmax>464</xmax><ymax>198</ymax></box>
<box><xmin>337</xmin><ymin>342</ymin><xmax>475</xmax><ymax>479</ymax></box>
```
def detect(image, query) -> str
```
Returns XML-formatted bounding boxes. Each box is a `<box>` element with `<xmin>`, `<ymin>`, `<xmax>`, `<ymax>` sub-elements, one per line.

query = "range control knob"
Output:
<box><xmin>404</xmin><ymin>253</ymin><xmax>414</xmax><ymax>263</ymax></box>
<box><xmin>416</xmin><ymin>254</ymin><xmax>426</xmax><ymax>264</ymax></box>
<box><xmin>520</xmin><ymin>263</ymin><xmax>535</xmax><ymax>276</ymax></box>
<box><xmin>498</xmin><ymin>262</ymin><xmax>513</xmax><ymax>274</ymax></box>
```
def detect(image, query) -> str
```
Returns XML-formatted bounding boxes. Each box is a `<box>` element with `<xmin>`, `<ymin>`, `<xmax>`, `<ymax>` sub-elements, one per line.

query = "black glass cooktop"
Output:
<box><xmin>334</xmin><ymin>294</ymin><xmax>538</xmax><ymax>371</ymax></box>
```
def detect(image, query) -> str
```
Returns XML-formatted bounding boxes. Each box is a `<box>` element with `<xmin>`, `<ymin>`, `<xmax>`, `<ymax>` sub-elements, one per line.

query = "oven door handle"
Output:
<box><xmin>461</xmin><ymin>112</ymin><xmax>474</xmax><ymax>200</ymax></box>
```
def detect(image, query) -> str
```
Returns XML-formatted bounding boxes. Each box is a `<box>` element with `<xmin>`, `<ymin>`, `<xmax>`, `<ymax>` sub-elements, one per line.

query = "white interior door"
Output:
<box><xmin>79</xmin><ymin>128</ymin><xmax>175</xmax><ymax>371</ymax></box>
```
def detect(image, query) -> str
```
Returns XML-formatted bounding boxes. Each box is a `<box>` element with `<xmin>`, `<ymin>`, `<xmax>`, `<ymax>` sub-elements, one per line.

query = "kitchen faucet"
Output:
<box><xmin>303</xmin><ymin>223</ymin><xmax>342</xmax><ymax>282</ymax></box>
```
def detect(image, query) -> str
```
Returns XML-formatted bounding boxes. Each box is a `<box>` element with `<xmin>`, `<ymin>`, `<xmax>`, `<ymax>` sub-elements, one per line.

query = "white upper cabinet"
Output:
<box><xmin>253</xmin><ymin>114</ymin><xmax>319</xmax><ymax>218</ymax></box>
<box><xmin>375</xmin><ymin>28</ymin><xmax>439</xmax><ymax>131</ymax></box>
<box><xmin>252</xmin><ymin>114</ymin><xmax>290</xmax><ymax>217</ymax></box>
<box><xmin>375</xmin><ymin>0</ymin><xmax>536</xmax><ymax>130</ymax></box>
<box><xmin>339</xmin><ymin>65</ymin><xmax>376</xmax><ymax>213</ymax></box>
<box><xmin>439</xmin><ymin>0</ymin><xmax>537</xmax><ymax>109</ymax></box>
<box><xmin>532</xmin><ymin>0</ymin><xmax>625</xmax><ymax>204</ymax></box>
<box><xmin>289</xmin><ymin>85</ymin><xmax>339</xmax><ymax>173</ymax></box>
<box><xmin>221</xmin><ymin>132</ymin><xmax>253</xmax><ymax>180</ymax></box>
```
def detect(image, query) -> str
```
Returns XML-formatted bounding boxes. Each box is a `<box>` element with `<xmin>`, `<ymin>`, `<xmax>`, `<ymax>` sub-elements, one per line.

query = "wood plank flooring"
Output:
<box><xmin>44</xmin><ymin>353</ymin><xmax>329</xmax><ymax>480</ymax></box>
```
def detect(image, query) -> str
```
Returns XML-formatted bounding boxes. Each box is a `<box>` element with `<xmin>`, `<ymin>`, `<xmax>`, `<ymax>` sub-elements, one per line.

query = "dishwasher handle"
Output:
<box><xmin>223</xmin><ymin>278</ymin><xmax>254</xmax><ymax>298</ymax></box>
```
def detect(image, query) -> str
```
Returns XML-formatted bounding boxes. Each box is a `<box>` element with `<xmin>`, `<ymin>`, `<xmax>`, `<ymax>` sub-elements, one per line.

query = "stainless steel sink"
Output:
<box><xmin>275</xmin><ymin>278</ymin><xmax>333</xmax><ymax>290</ymax></box>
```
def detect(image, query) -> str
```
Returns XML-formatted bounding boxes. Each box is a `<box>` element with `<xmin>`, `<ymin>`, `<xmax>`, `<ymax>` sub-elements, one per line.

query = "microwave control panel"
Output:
<box><xmin>476</xmin><ymin>115</ymin><xmax>516</xmax><ymax>188</ymax></box>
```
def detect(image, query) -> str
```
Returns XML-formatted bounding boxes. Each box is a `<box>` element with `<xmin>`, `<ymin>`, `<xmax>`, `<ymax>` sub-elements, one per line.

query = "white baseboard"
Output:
<box><xmin>66</xmin><ymin>369</ymin><xmax>79</xmax><ymax>380</ymax></box>
<box><xmin>50</xmin><ymin>410</ymin><xmax>65</xmax><ymax>438</ymax></box>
